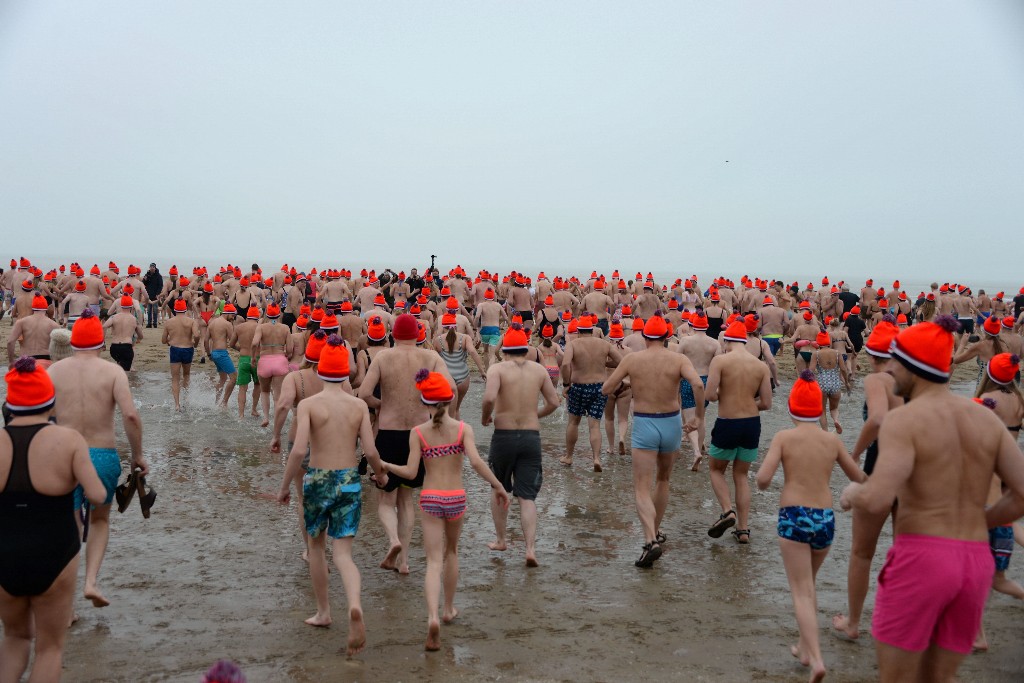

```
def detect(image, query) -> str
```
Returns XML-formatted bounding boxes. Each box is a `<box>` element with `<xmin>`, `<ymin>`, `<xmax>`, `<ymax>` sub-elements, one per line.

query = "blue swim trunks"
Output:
<box><xmin>631</xmin><ymin>411</ymin><xmax>682</xmax><ymax>454</ymax></box>
<box><xmin>303</xmin><ymin>466</ymin><xmax>362</xmax><ymax>539</ymax></box>
<box><xmin>990</xmin><ymin>525</ymin><xmax>1013</xmax><ymax>572</ymax></box>
<box><xmin>210</xmin><ymin>348</ymin><xmax>236</xmax><ymax>374</ymax></box>
<box><xmin>73</xmin><ymin>448</ymin><xmax>122</xmax><ymax>511</ymax></box>
<box><xmin>480</xmin><ymin>325</ymin><xmax>500</xmax><ymax>346</ymax></box>
<box><xmin>169</xmin><ymin>346</ymin><xmax>194</xmax><ymax>364</ymax></box>
<box><xmin>777</xmin><ymin>506</ymin><xmax>835</xmax><ymax>550</ymax></box>
<box><xmin>567</xmin><ymin>382</ymin><xmax>608</xmax><ymax>420</ymax></box>
<box><xmin>679</xmin><ymin>375</ymin><xmax>709</xmax><ymax>410</ymax></box>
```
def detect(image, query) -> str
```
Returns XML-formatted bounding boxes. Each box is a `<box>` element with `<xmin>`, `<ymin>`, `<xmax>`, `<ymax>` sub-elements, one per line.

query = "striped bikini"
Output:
<box><xmin>415</xmin><ymin>422</ymin><xmax>468</xmax><ymax>520</ymax></box>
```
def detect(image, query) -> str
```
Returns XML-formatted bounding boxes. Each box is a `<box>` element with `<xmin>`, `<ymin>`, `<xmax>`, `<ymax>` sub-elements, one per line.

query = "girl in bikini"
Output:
<box><xmin>380</xmin><ymin>370</ymin><xmax>510</xmax><ymax>652</ymax></box>
<box><xmin>194</xmin><ymin>286</ymin><xmax>221</xmax><ymax>365</ymax></box>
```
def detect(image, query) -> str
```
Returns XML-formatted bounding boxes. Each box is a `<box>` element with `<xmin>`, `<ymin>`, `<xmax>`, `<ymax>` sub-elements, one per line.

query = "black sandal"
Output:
<box><xmin>732</xmin><ymin>529</ymin><xmax>750</xmax><ymax>544</ymax></box>
<box><xmin>634</xmin><ymin>541</ymin><xmax>663</xmax><ymax>568</ymax></box>
<box><xmin>655</xmin><ymin>532</ymin><xmax>667</xmax><ymax>545</ymax></box>
<box><xmin>136</xmin><ymin>472</ymin><xmax>156</xmax><ymax>519</ymax></box>
<box><xmin>708</xmin><ymin>510</ymin><xmax>736</xmax><ymax>538</ymax></box>
<box><xmin>115</xmin><ymin>470</ymin><xmax>137</xmax><ymax>513</ymax></box>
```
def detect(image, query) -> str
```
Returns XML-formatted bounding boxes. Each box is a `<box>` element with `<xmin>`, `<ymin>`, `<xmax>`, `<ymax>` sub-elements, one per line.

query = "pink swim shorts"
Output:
<box><xmin>256</xmin><ymin>354</ymin><xmax>290</xmax><ymax>379</ymax></box>
<box><xmin>872</xmin><ymin>534</ymin><xmax>992</xmax><ymax>654</ymax></box>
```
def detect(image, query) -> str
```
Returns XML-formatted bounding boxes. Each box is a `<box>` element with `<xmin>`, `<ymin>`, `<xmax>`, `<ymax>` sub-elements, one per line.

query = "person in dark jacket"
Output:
<box><xmin>142</xmin><ymin>263</ymin><xmax>163</xmax><ymax>328</ymax></box>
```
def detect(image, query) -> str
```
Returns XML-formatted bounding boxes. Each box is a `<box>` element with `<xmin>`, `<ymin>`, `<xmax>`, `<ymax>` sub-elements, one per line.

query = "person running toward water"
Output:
<box><xmin>676</xmin><ymin>310</ymin><xmax>719</xmax><ymax>469</ymax></box>
<box><xmin>357</xmin><ymin>313</ymin><xmax>455</xmax><ymax>575</ymax></box>
<box><xmin>380</xmin><ymin>370</ymin><xmax>510</xmax><ymax>651</ymax></box>
<box><xmin>971</xmin><ymin>353</ymin><xmax>1024</xmax><ymax>652</ymax></box>
<box><xmin>602</xmin><ymin>322</ymin><xmax>633</xmax><ymax>458</ymax></box>
<box><xmin>756</xmin><ymin>371</ymin><xmax>864</xmax><ymax>683</ymax></box>
<box><xmin>832</xmin><ymin>321</ymin><xmax>901</xmax><ymax>641</ymax></box>
<box><xmin>232</xmin><ymin>307</ymin><xmax>263</xmax><ymax>420</ymax></box>
<box><xmin>705</xmin><ymin>318</ymin><xmax>772</xmax><ymax>543</ymax></box>
<box><xmin>0</xmin><ymin>358</ymin><xmax>107</xmax><ymax>683</ymax></box>
<box><xmin>48</xmin><ymin>310</ymin><xmax>147</xmax><ymax>610</ymax></box>
<box><xmin>808</xmin><ymin>331</ymin><xmax>850</xmax><ymax>433</ymax></box>
<box><xmin>481</xmin><ymin>324</ymin><xmax>560</xmax><ymax>567</ymax></box>
<box><xmin>560</xmin><ymin>315</ymin><xmax>621</xmax><ymax>471</ymax></box>
<box><xmin>253</xmin><ymin>304</ymin><xmax>290</xmax><ymax>427</ymax></box>
<box><xmin>103</xmin><ymin>296</ymin><xmax>144</xmax><ymax>372</ymax></box>
<box><xmin>277</xmin><ymin>336</ymin><xmax>388</xmax><ymax>656</ymax></box>
<box><xmin>433</xmin><ymin>313</ymin><xmax>485</xmax><ymax>419</ymax></box>
<box><xmin>161</xmin><ymin>299</ymin><xmax>200</xmax><ymax>411</ymax></box>
<box><xmin>602</xmin><ymin>312</ymin><xmax>704</xmax><ymax>567</ymax></box>
<box><xmin>842</xmin><ymin>318</ymin><xmax>1024</xmax><ymax>683</ymax></box>
<box><xmin>207</xmin><ymin>304</ymin><xmax>238</xmax><ymax>406</ymax></box>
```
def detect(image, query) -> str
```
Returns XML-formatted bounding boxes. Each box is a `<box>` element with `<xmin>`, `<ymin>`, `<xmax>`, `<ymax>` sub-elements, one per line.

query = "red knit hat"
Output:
<box><xmin>320</xmin><ymin>314</ymin><xmax>339</xmax><ymax>331</ymax></box>
<box><xmin>415</xmin><ymin>369</ymin><xmax>454</xmax><ymax>404</ymax></box>
<box><xmin>265</xmin><ymin>304</ymin><xmax>281</xmax><ymax>319</ymax></box>
<box><xmin>304</xmin><ymin>330</ymin><xmax>327</xmax><ymax>363</ymax></box>
<box><xmin>1003</xmin><ymin>316</ymin><xmax>1016</xmax><ymax>330</ymax></box>
<box><xmin>373</xmin><ymin>294</ymin><xmax>386</xmax><ymax>307</ymax></box>
<box><xmin>174</xmin><ymin>299</ymin><xmax>187</xmax><ymax>313</ymax></box>
<box><xmin>642</xmin><ymin>312</ymin><xmax>669</xmax><ymax>339</ymax></box>
<box><xmin>316</xmin><ymin>335</ymin><xmax>349</xmax><ymax>381</ymax></box>
<box><xmin>341</xmin><ymin>301</ymin><xmax>354</xmax><ymax>313</ymax></box>
<box><xmin>222</xmin><ymin>303</ymin><xmax>237</xmax><ymax>315</ymax></box>
<box><xmin>295</xmin><ymin>315</ymin><xmax>308</xmax><ymax>330</ymax></box>
<box><xmin>891</xmin><ymin>316</ymin><xmax>959</xmax><ymax>382</ymax></box>
<box><xmin>983</xmin><ymin>315</ymin><xmax>1002</xmax><ymax>337</ymax></box>
<box><xmin>865</xmin><ymin>321</ymin><xmax>899</xmax><ymax>358</ymax></box>
<box><xmin>815</xmin><ymin>331</ymin><xmax>831</xmax><ymax>347</ymax></box>
<box><xmin>31</xmin><ymin>295</ymin><xmax>48</xmax><ymax>311</ymax></box>
<box><xmin>71</xmin><ymin>309</ymin><xmax>104</xmax><ymax>350</ymax></box>
<box><xmin>609</xmin><ymin>322</ymin><xmax>625</xmax><ymax>340</ymax></box>
<box><xmin>416</xmin><ymin>322</ymin><xmax>427</xmax><ymax>345</ymax></box>
<box><xmin>4</xmin><ymin>357</ymin><xmax>56</xmax><ymax>413</ymax></box>
<box><xmin>120</xmin><ymin>295</ymin><xmax>134</xmax><ymax>309</ymax></box>
<box><xmin>367</xmin><ymin>315</ymin><xmax>387</xmax><ymax>342</ymax></box>
<box><xmin>393</xmin><ymin>313</ymin><xmax>418</xmax><ymax>341</ymax></box>
<box><xmin>723</xmin><ymin>318</ymin><xmax>748</xmax><ymax>343</ymax></box>
<box><xmin>246</xmin><ymin>306</ymin><xmax>261</xmax><ymax>320</ymax></box>
<box><xmin>789</xmin><ymin>370</ymin><xmax>823</xmax><ymax>421</ymax></box>
<box><xmin>502</xmin><ymin>322</ymin><xmax>530</xmax><ymax>351</ymax></box>
<box><xmin>310</xmin><ymin>308</ymin><xmax>324</xmax><ymax>323</ymax></box>
<box><xmin>577</xmin><ymin>314</ymin><xmax>594</xmax><ymax>331</ymax></box>
<box><xmin>987</xmin><ymin>353</ymin><xmax>1020</xmax><ymax>385</ymax></box>
<box><xmin>744</xmin><ymin>315</ymin><xmax>760</xmax><ymax>334</ymax></box>
<box><xmin>484</xmin><ymin>288</ymin><xmax>494</xmax><ymax>300</ymax></box>
<box><xmin>540</xmin><ymin>323</ymin><xmax>555</xmax><ymax>339</ymax></box>
<box><xmin>631</xmin><ymin>318</ymin><xmax>644</xmax><ymax>331</ymax></box>
<box><xmin>691</xmin><ymin>312</ymin><xmax>709</xmax><ymax>330</ymax></box>
<box><xmin>441</xmin><ymin>313</ymin><xmax>457</xmax><ymax>328</ymax></box>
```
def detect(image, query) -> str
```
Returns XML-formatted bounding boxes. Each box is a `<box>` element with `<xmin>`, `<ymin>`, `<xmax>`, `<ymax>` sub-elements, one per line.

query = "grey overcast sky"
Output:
<box><xmin>1</xmin><ymin>1</ymin><xmax>1023</xmax><ymax>282</ymax></box>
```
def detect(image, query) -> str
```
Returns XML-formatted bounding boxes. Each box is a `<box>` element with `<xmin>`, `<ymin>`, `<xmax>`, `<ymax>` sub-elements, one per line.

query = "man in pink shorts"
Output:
<box><xmin>841</xmin><ymin>316</ymin><xmax>1024</xmax><ymax>682</ymax></box>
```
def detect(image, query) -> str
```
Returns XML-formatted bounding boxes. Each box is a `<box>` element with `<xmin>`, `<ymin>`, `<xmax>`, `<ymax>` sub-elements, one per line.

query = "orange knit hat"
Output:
<box><xmin>865</xmin><ymin>321</ymin><xmax>899</xmax><ymax>358</ymax></box>
<box><xmin>642</xmin><ymin>312</ymin><xmax>669</xmax><ymax>339</ymax></box>
<box><xmin>722</xmin><ymin>318</ymin><xmax>748</xmax><ymax>343</ymax></box>
<box><xmin>4</xmin><ymin>357</ymin><xmax>56</xmax><ymax>413</ymax></box>
<box><xmin>71</xmin><ymin>309</ymin><xmax>104</xmax><ymax>350</ymax></box>
<box><xmin>987</xmin><ymin>353</ymin><xmax>1019</xmax><ymax>385</ymax></box>
<box><xmin>31</xmin><ymin>295</ymin><xmax>48</xmax><ymax>311</ymax></box>
<box><xmin>789</xmin><ymin>370</ymin><xmax>823</xmax><ymax>421</ymax></box>
<box><xmin>415</xmin><ymin>369</ymin><xmax>454</xmax><ymax>404</ymax></box>
<box><xmin>891</xmin><ymin>316</ymin><xmax>959</xmax><ymax>382</ymax></box>
<box><xmin>502</xmin><ymin>323</ymin><xmax>530</xmax><ymax>351</ymax></box>
<box><xmin>304</xmin><ymin>330</ymin><xmax>327</xmax><ymax>363</ymax></box>
<box><xmin>316</xmin><ymin>335</ymin><xmax>350</xmax><ymax>381</ymax></box>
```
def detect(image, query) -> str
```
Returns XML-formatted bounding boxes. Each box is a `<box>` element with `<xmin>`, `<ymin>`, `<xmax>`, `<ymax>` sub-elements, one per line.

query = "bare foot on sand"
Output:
<box><xmin>790</xmin><ymin>644</ymin><xmax>810</xmax><ymax>667</ymax></box>
<box><xmin>261</xmin><ymin>418</ymin><xmax>269</xmax><ymax>428</ymax></box>
<box><xmin>442</xmin><ymin>607</ymin><xmax>459</xmax><ymax>624</ymax></box>
<box><xmin>397</xmin><ymin>564</ymin><xmax>410</xmax><ymax>575</ymax></box>
<box><xmin>347</xmin><ymin>608</ymin><xmax>365</xmax><ymax>656</ymax></box>
<box><xmin>558</xmin><ymin>456</ymin><xmax>572</xmax><ymax>466</ymax></box>
<box><xmin>993</xmin><ymin>574</ymin><xmax>1024</xmax><ymax>599</ymax></box>
<box><xmin>84</xmin><ymin>586</ymin><xmax>110</xmax><ymax>608</ymax></box>
<box><xmin>69</xmin><ymin>612</ymin><xmax>79</xmax><ymax>627</ymax></box>
<box><xmin>834</xmin><ymin>420</ymin><xmax>843</xmax><ymax>434</ymax></box>
<box><xmin>618</xmin><ymin>440</ymin><xmax>625</xmax><ymax>455</ymax></box>
<box><xmin>525</xmin><ymin>553</ymin><xmax>539</xmax><ymax>568</ymax></box>
<box><xmin>690</xmin><ymin>455</ymin><xmax>703</xmax><ymax>472</ymax></box>
<box><xmin>593</xmin><ymin>460</ymin><xmax>602</xmax><ymax>472</ymax></box>
<box><xmin>487</xmin><ymin>540</ymin><xmax>508</xmax><ymax>551</ymax></box>
<box><xmin>809</xmin><ymin>660</ymin><xmax>826</xmax><ymax>683</ymax></box>
<box><xmin>425</xmin><ymin>618</ymin><xmax>441</xmax><ymax>651</ymax></box>
<box><xmin>305</xmin><ymin>612</ymin><xmax>332</xmax><ymax>628</ymax></box>
<box><xmin>831</xmin><ymin>614</ymin><xmax>859</xmax><ymax>640</ymax></box>
<box><xmin>379</xmin><ymin>542</ymin><xmax>402</xmax><ymax>570</ymax></box>
<box><xmin>972</xmin><ymin>635</ymin><xmax>989</xmax><ymax>653</ymax></box>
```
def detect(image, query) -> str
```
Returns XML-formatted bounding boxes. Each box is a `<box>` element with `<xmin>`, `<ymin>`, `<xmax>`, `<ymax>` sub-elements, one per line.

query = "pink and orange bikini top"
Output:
<box><xmin>414</xmin><ymin>422</ymin><xmax>465</xmax><ymax>459</ymax></box>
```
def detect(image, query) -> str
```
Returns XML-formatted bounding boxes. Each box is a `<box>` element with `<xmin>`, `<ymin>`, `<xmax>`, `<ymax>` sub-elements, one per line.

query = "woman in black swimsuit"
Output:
<box><xmin>0</xmin><ymin>357</ymin><xmax>106</xmax><ymax>682</ymax></box>
<box><xmin>831</xmin><ymin>323</ymin><xmax>902</xmax><ymax>640</ymax></box>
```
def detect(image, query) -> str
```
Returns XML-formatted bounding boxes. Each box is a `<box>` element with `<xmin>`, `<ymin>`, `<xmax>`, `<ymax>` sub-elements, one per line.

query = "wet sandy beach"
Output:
<box><xmin>3</xmin><ymin>331</ymin><xmax>1023</xmax><ymax>682</ymax></box>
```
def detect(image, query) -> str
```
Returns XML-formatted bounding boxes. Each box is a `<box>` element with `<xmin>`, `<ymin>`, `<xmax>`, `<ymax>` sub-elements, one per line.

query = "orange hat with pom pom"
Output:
<box><xmin>367</xmin><ymin>316</ymin><xmax>387</xmax><ymax>342</ymax></box>
<box><xmin>789</xmin><ymin>370</ymin><xmax>823</xmax><ymax>421</ymax></box>
<box><xmin>316</xmin><ymin>335</ymin><xmax>350</xmax><ymax>381</ymax></box>
<box><xmin>722</xmin><ymin>318</ymin><xmax>748</xmax><ymax>343</ymax></box>
<box><xmin>304</xmin><ymin>330</ymin><xmax>327</xmax><ymax>363</ymax></box>
<box><xmin>5</xmin><ymin>357</ymin><xmax>56</xmax><ymax>413</ymax></box>
<box><xmin>502</xmin><ymin>323</ymin><xmax>530</xmax><ymax>351</ymax></box>
<box><xmin>415</xmin><ymin>369</ymin><xmax>454</xmax><ymax>404</ymax></box>
<box><xmin>891</xmin><ymin>316</ymin><xmax>959</xmax><ymax>382</ymax></box>
<box><xmin>71</xmin><ymin>309</ymin><xmax>104</xmax><ymax>350</ymax></box>
<box><xmin>987</xmin><ymin>353</ymin><xmax>1019</xmax><ymax>386</ymax></box>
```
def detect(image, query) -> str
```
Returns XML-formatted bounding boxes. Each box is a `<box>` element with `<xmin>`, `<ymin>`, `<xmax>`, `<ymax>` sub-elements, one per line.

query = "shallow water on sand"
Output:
<box><xmin>54</xmin><ymin>369</ymin><xmax>1024</xmax><ymax>682</ymax></box>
